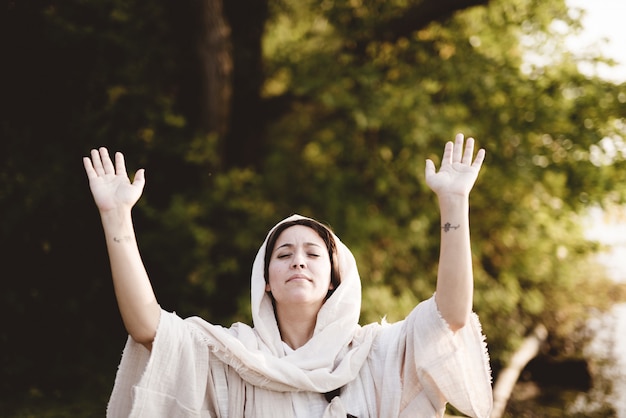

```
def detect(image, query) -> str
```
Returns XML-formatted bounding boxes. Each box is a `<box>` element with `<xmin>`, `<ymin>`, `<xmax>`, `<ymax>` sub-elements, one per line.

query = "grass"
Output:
<box><xmin>1</xmin><ymin>375</ymin><xmax>113</xmax><ymax>418</ymax></box>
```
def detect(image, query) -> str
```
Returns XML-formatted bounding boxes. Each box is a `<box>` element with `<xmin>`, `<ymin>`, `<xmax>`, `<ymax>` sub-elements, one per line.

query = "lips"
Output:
<box><xmin>287</xmin><ymin>274</ymin><xmax>312</xmax><ymax>283</ymax></box>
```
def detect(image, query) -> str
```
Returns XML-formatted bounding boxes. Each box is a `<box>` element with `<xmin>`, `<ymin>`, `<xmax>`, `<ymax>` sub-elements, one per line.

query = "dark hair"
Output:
<box><xmin>263</xmin><ymin>218</ymin><xmax>341</xmax><ymax>290</ymax></box>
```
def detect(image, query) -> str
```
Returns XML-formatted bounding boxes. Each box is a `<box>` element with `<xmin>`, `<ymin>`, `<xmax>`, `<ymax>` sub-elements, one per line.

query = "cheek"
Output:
<box><xmin>266</xmin><ymin>262</ymin><xmax>282</xmax><ymax>289</ymax></box>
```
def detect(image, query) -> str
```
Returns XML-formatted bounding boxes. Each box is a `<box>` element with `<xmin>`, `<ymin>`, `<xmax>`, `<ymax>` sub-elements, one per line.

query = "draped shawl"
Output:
<box><xmin>107</xmin><ymin>214</ymin><xmax>493</xmax><ymax>417</ymax></box>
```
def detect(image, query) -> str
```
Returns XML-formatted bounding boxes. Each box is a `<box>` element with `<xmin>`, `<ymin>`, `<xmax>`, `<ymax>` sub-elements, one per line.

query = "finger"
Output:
<box><xmin>441</xmin><ymin>141</ymin><xmax>454</xmax><ymax>166</ymax></box>
<box><xmin>452</xmin><ymin>133</ymin><xmax>464</xmax><ymax>163</ymax></box>
<box><xmin>83</xmin><ymin>156</ymin><xmax>97</xmax><ymax>179</ymax></box>
<box><xmin>425</xmin><ymin>159</ymin><xmax>436</xmax><ymax>179</ymax></box>
<box><xmin>472</xmin><ymin>148</ymin><xmax>486</xmax><ymax>169</ymax></box>
<box><xmin>462</xmin><ymin>137</ymin><xmax>475</xmax><ymax>165</ymax></box>
<box><xmin>91</xmin><ymin>148</ymin><xmax>105</xmax><ymax>176</ymax></box>
<box><xmin>99</xmin><ymin>147</ymin><xmax>115</xmax><ymax>174</ymax></box>
<box><xmin>114</xmin><ymin>151</ymin><xmax>128</xmax><ymax>177</ymax></box>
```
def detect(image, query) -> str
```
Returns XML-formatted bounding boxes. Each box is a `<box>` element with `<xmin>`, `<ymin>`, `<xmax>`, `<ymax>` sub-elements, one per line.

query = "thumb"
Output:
<box><xmin>425</xmin><ymin>159</ymin><xmax>436</xmax><ymax>179</ymax></box>
<box><xmin>132</xmin><ymin>169</ymin><xmax>146</xmax><ymax>188</ymax></box>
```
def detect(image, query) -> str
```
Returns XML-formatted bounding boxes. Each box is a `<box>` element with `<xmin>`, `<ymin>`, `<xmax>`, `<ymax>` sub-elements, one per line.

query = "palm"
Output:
<box><xmin>425</xmin><ymin>134</ymin><xmax>485</xmax><ymax>198</ymax></box>
<box><xmin>83</xmin><ymin>148</ymin><xmax>145</xmax><ymax>212</ymax></box>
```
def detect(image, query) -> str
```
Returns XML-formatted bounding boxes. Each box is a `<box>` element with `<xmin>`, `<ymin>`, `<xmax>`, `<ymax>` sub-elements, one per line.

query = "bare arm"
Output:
<box><xmin>83</xmin><ymin>148</ymin><xmax>160</xmax><ymax>348</ymax></box>
<box><xmin>425</xmin><ymin>134</ymin><xmax>485</xmax><ymax>331</ymax></box>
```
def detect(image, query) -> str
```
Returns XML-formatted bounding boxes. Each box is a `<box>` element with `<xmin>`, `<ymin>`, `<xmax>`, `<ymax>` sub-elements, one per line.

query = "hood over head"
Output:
<box><xmin>250</xmin><ymin>214</ymin><xmax>363</xmax><ymax>356</ymax></box>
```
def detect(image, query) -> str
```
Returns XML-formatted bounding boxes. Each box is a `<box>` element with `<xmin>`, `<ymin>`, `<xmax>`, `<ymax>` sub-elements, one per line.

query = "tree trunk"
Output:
<box><xmin>491</xmin><ymin>324</ymin><xmax>549</xmax><ymax>418</ymax></box>
<box><xmin>222</xmin><ymin>0</ymin><xmax>269</xmax><ymax>168</ymax></box>
<box><xmin>197</xmin><ymin>0</ymin><xmax>233</xmax><ymax>136</ymax></box>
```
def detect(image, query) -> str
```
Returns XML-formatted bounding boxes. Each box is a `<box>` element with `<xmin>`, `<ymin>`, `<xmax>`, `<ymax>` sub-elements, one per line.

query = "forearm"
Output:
<box><xmin>434</xmin><ymin>194</ymin><xmax>473</xmax><ymax>331</ymax></box>
<box><xmin>101</xmin><ymin>209</ymin><xmax>161</xmax><ymax>346</ymax></box>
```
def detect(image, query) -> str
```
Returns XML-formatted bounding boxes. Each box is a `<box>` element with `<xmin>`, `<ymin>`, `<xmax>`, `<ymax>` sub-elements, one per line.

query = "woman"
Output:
<box><xmin>83</xmin><ymin>134</ymin><xmax>492</xmax><ymax>417</ymax></box>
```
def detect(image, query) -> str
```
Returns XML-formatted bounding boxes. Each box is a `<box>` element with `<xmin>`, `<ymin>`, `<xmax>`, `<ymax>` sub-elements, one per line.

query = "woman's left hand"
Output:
<box><xmin>425</xmin><ymin>133</ymin><xmax>485</xmax><ymax>198</ymax></box>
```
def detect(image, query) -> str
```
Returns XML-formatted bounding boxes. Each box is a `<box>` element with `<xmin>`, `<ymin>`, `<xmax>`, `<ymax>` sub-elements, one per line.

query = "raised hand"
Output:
<box><xmin>83</xmin><ymin>147</ymin><xmax>145</xmax><ymax>213</ymax></box>
<box><xmin>425</xmin><ymin>133</ymin><xmax>485</xmax><ymax>198</ymax></box>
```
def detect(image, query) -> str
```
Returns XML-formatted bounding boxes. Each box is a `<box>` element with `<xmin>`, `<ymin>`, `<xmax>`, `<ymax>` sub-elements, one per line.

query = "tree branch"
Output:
<box><xmin>372</xmin><ymin>0</ymin><xmax>490</xmax><ymax>43</ymax></box>
<box><xmin>491</xmin><ymin>324</ymin><xmax>549</xmax><ymax>418</ymax></box>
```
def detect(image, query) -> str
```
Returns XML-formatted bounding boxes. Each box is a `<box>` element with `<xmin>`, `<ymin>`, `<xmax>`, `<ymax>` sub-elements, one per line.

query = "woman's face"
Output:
<box><xmin>266</xmin><ymin>225</ymin><xmax>333</xmax><ymax>308</ymax></box>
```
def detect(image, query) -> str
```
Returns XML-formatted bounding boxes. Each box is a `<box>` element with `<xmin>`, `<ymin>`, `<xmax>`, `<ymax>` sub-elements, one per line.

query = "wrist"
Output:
<box><xmin>100</xmin><ymin>207</ymin><xmax>134</xmax><ymax>230</ymax></box>
<box><xmin>437</xmin><ymin>194</ymin><xmax>470</xmax><ymax>224</ymax></box>
<box><xmin>436</xmin><ymin>193</ymin><xmax>469</xmax><ymax>208</ymax></box>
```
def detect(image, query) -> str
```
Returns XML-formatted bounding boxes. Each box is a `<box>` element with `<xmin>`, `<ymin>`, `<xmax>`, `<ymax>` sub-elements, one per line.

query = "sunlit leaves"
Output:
<box><xmin>260</xmin><ymin>0</ymin><xmax>626</xmax><ymax>367</ymax></box>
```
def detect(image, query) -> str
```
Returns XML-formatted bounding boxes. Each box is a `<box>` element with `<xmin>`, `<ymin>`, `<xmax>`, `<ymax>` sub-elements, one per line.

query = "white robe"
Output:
<box><xmin>107</xmin><ymin>215</ymin><xmax>493</xmax><ymax>417</ymax></box>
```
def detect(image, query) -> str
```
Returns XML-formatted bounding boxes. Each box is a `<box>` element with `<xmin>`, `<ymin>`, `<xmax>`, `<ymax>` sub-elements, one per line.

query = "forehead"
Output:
<box><xmin>274</xmin><ymin>225</ymin><xmax>326</xmax><ymax>247</ymax></box>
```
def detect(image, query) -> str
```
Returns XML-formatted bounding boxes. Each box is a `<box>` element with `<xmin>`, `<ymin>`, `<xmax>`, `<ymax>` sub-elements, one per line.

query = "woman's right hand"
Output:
<box><xmin>84</xmin><ymin>148</ymin><xmax>159</xmax><ymax>348</ymax></box>
<box><xmin>83</xmin><ymin>147</ymin><xmax>145</xmax><ymax>213</ymax></box>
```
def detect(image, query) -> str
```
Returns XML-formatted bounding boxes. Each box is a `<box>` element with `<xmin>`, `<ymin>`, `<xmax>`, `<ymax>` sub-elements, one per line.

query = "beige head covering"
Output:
<box><xmin>189</xmin><ymin>214</ymin><xmax>378</xmax><ymax>393</ymax></box>
<box><xmin>251</xmin><ymin>214</ymin><xmax>364</xmax><ymax>355</ymax></box>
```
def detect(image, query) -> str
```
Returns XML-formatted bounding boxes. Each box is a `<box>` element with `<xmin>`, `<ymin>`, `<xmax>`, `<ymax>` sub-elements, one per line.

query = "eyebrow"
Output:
<box><xmin>275</xmin><ymin>242</ymin><xmax>324</xmax><ymax>251</ymax></box>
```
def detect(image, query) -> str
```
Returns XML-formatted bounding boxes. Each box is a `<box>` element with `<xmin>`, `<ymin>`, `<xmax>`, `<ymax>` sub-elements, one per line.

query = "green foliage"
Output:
<box><xmin>260</xmin><ymin>0</ymin><xmax>626</xmax><ymax>368</ymax></box>
<box><xmin>3</xmin><ymin>0</ymin><xmax>626</xmax><ymax>413</ymax></box>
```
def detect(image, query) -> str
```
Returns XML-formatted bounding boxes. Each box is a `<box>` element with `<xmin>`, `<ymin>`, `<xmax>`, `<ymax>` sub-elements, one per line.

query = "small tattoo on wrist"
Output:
<box><xmin>113</xmin><ymin>236</ymin><xmax>132</xmax><ymax>243</ymax></box>
<box><xmin>442</xmin><ymin>222</ymin><xmax>460</xmax><ymax>232</ymax></box>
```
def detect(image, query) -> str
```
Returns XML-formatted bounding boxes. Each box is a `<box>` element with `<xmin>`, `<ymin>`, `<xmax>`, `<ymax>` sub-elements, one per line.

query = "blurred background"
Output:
<box><xmin>2</xmin><ymin>0</ymin><xmax>626</xmax><ymax>416</ymax></box>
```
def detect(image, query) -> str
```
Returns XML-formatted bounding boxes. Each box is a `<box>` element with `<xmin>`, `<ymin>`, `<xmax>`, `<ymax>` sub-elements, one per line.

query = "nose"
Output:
<box><xmin>292</xmin><ymin>251</ymin><xmax>306</xmax><ymax>269</ymax></box>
